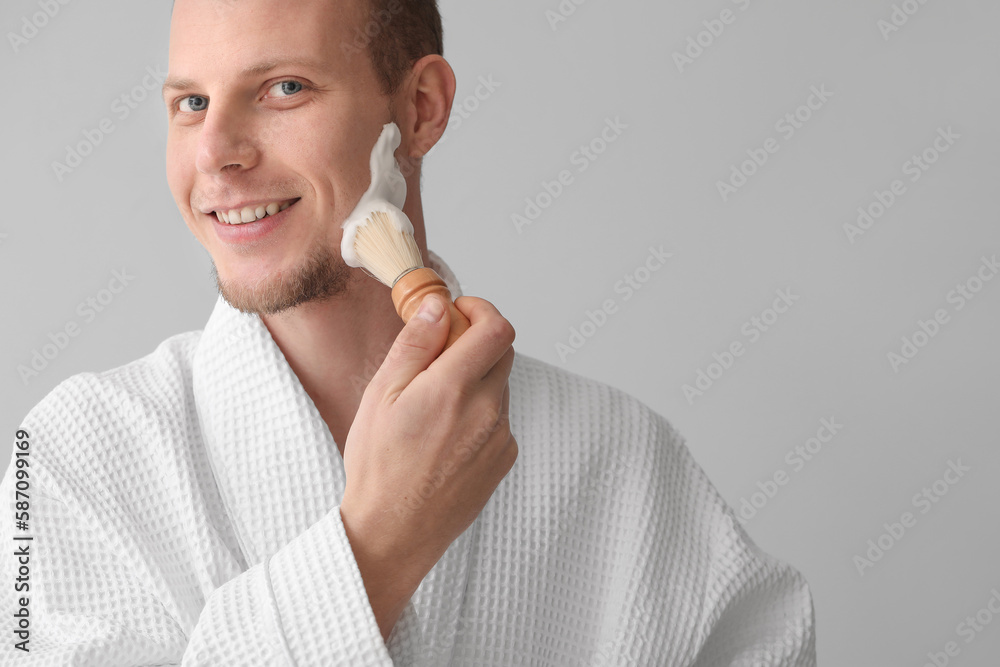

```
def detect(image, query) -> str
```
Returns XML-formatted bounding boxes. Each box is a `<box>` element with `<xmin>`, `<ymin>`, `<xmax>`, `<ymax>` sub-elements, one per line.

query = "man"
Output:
<box><xmin>1</xmin><ymin>0</ymin><xmax>816</xmax><ymax>664</ymax></box>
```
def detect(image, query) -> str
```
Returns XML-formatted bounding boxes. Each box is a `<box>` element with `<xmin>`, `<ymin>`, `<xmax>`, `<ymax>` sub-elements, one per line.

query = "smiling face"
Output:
<box><xmin>165</xmin><ymin>0</ymin><xmax>397</xmax><ymax>314</ymax></box>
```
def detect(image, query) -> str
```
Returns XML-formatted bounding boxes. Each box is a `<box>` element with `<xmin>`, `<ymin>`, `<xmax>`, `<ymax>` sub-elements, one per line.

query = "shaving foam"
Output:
<box><xmin>340</xmin><ymin>122</ymin><xmax>414</xmax><ymax>268</ymax></box>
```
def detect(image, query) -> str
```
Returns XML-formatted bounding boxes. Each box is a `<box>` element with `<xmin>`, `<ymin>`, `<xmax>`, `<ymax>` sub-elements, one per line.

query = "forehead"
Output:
<box><xmin>167</xmin><ymin>0</ymin><xmax>365</xmax><ymax>81</ymax></box>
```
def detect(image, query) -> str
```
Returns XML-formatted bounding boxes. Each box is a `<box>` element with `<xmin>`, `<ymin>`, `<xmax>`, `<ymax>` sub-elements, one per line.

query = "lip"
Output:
<box><xmin>210</xmin><ymin>198</ymin><xmax>300</xmax><ymax>246</ymax></box>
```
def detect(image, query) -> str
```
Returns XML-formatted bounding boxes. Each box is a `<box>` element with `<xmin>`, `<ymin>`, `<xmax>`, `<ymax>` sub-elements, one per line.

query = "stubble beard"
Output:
<box><xmin>211</xmin><ymin>242</ymin><xmax>352</xmax><ymax>315</ymax></box>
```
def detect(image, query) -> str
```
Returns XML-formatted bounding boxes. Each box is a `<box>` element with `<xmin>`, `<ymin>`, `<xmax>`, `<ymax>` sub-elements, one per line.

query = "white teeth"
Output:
<box><xmin>218</xmin><ymin>200</ymin><xmax>294</xmax><ymax>225</ymax></box>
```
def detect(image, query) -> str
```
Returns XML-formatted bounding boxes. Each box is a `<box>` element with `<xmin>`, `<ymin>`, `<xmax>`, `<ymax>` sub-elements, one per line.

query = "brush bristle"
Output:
<box><xmin>354</xmin><ymin>210</ymin><xmax>423</xmax><ymax>286</ymax></box>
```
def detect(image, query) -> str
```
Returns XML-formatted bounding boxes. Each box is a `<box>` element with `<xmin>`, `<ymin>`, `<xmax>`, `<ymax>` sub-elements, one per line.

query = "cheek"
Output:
<box><xmin>300</xmin><ymin>127</ymin><xmax>373</xmax><ymax>220</ymax></box>
<box><xmin>165</xmin><ymin>135</ymin><xmax>192</xmax><ymax>206</ymax></box>
<box><xmin>164</xmin><ymin>135</ymin><xmax>207</xmax><ymax>242</ymax></box>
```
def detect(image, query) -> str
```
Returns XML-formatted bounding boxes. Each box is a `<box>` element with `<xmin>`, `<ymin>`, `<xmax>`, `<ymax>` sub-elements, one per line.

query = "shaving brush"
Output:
<box><xmin>351</xmin><ymin>210</ymin><xmax>471</xmax><ymax>350</ymax></box>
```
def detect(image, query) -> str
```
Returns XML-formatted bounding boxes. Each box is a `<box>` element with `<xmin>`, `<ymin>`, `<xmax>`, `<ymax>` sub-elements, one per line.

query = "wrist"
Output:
<box><xmin>339</xmin><ymin>503</ymin><xmax>426</xmax><ymax>600</ymax></box>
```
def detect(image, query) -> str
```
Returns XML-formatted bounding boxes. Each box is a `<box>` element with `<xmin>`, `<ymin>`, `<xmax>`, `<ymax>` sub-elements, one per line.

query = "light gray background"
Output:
<box><xmin>2</xmin><ymin>1</ymin><xmax>999</xmax><ymax>664</ymax></box>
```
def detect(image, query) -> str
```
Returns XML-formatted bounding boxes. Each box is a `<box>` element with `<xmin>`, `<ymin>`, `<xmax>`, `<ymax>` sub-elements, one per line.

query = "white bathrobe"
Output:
<box><xmin>1</xmin><ymin>253</ymin><xmax>815</xmax><ymax>666</ymax></box>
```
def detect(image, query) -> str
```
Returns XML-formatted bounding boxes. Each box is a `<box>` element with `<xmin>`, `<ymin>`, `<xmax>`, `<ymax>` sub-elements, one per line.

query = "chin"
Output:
<box><xmin>211</xmin><ymin>242</ymin><xmax>352</xmax><ymax>315</ymax></box>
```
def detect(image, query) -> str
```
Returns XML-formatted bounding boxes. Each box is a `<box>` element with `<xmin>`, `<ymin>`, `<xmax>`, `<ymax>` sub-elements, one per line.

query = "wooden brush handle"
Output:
<box><xmin>391</xmin><ymin>267</ymin><xmax>471</xmax><ymax>350</ymax></box>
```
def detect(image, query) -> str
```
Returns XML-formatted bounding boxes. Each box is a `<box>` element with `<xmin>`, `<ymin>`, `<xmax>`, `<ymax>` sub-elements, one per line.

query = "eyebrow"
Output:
<box><xmin>161</xmin><ymin>57</ymin><xmax>327</xmax><ymax>99</ymax></box>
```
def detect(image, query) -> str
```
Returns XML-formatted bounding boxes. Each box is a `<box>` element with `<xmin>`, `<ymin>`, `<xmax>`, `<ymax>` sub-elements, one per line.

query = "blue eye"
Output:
<box><xmin>270</xmin><ymin>80</ymin><xmax>303</xmax><ymax>97</ymax></box>
<box><xmin>179</xmin><ymin>95</ymin><xmax>208</xmax><ymax>112</ymax></box>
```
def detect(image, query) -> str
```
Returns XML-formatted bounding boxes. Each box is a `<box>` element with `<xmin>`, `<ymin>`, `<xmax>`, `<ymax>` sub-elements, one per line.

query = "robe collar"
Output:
<box><xmin>191</xmin><ymin>251</ymin><xmax>464</xmax><ymax>567</ymax></box>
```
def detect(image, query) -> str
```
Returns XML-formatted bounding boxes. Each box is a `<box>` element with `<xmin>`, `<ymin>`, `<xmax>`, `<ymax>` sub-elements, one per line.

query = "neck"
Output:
<box><xmin>260</xmin><ymin>195</ymin><xmax>431</xmax><ymax>457</ymax></box>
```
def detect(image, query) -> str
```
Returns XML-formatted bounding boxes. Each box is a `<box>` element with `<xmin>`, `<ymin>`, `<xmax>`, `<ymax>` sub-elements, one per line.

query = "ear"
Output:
<box><xmin>396</xmin><ymin>55</ymin><xmax>456</xmax><ymax>159</ymax></box>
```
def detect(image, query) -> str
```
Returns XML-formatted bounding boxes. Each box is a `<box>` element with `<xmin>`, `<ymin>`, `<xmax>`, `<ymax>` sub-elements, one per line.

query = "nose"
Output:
<box><xmin>195</xmin><ymin>102</ymin><xmax>259</xmax><ymax>175</ymax></box>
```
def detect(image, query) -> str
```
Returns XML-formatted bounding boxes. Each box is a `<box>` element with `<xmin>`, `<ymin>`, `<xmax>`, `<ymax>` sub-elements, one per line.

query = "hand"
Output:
<box><xmin>339</xmin><ymin>293</ymin><xmax>517</xmax><ymax>639</ymax></box>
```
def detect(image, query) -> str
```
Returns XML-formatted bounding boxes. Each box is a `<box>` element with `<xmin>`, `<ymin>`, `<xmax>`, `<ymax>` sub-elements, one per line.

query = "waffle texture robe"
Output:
<box><xmin>1</xmin><ymin>253</ymin><xmax>815</xmax><ymax>666</ymax></box>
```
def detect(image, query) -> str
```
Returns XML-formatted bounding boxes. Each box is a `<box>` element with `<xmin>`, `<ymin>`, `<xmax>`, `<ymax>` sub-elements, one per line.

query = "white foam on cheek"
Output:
<box><xmin>340</xmin><ymin>122</ymin><xmax>414</xmax><ymax>268</ymax></box>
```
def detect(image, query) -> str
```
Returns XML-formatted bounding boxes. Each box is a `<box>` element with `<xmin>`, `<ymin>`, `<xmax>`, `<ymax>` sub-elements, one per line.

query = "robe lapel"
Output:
<box><xmin>192</xmin><ymin>291</ymin><xmax>344</xmax><ymax>567</ymax></box>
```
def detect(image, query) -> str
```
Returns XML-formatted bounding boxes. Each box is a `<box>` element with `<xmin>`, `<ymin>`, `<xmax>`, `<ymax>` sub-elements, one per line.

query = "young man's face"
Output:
<box><xmin>164</xmin><ymin>0</ymin><xmax>395</xmax><ymax>314</ymax></box>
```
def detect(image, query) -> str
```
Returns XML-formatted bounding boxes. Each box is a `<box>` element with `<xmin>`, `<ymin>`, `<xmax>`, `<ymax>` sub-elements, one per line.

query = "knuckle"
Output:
<box><xmin>502</xmin><ymin>436</ymin><xmax>519</xmax><ymax>466</ymax></box>
<box><xmin>484</xmin><ymin>317</ymin><xmax>516</xmax><ymax>347</ymax></box>
<box><xmin>504</xmin><ymin>319</ymin><xmax>517</xmax><ymax>344</ymax></box>
<box><xmin>393</xmin><ymin>333</ymin><xmax>429</xmax><ymax>355</ymax></box>
<box><xmin>386</xmin><ymin>334</ymin><xmax>431</xmax><ymax>364</ymax></box>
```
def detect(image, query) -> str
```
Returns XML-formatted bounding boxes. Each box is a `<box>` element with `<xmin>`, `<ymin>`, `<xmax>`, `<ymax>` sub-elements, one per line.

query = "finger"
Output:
<box><xmin>434</xmin><ymin>296</ymin><xmax>516</xmax><ymax>384</ymax></box>
<box><xmin>481</xmin><ymin>345</ymin><xmax>515</xmax><ymax>398</ymax></box>
<box><xmin>368</xmin><ymin>293</ymin><xmax>450</xmax><ymax>401</ymax></box>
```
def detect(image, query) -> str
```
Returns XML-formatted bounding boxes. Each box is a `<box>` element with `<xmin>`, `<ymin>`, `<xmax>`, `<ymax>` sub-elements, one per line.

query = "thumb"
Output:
<box><xmin>371</xmin><ymin>293</ymin><xmax>450</xmax><ymax>399</ymax></box>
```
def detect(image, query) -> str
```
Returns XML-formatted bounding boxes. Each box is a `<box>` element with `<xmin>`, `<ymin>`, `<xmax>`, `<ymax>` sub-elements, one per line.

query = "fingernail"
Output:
<box><xmin>416</xmin><ymin>294</ymin><xmax>444</xmax><ymax>323</ymax></box>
